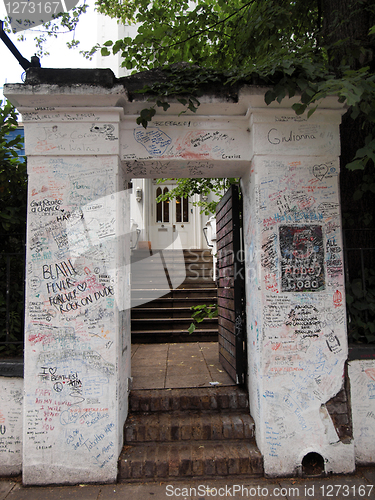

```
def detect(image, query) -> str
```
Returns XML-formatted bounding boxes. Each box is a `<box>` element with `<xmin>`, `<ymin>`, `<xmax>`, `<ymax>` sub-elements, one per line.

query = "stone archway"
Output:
<box><xmin>5</xmin><ymin>67</ymin><xmax>354</xmax><ymax>484</ymax></box>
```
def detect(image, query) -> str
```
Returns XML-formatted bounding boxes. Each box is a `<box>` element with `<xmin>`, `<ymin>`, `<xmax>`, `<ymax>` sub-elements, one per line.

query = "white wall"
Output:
<box><xmin>0</xmin><ymin>376</ymin><xmax>23</xmax><ymax>476</ymax></box>
<box><xmin>96</xmin><ymin>13</ymin><xmax>138</xmax><ymax>78</ymax></box>
<box><xmin>349</xmin><ymin>358</ymin><xmax>375</xmax><ymax>464</ymax></box>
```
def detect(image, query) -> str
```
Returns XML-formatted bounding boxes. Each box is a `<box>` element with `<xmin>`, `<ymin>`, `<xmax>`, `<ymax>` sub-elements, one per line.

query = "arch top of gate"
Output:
<box><xmin>4</xmin><ymin>67</ymin><xmax>346</xmax><ymax>180</ymax></box>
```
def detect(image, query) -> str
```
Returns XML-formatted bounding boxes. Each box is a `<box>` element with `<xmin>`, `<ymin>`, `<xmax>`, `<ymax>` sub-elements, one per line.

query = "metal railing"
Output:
<box><xmin>343</xmin><ymin>229</ymin><xmax>375</xmax><ymax>343</ymax></box>
<box><xmin>0</xmin><ymin>247</ymin><xmax>25</xmax><ymax>356</ymax></box>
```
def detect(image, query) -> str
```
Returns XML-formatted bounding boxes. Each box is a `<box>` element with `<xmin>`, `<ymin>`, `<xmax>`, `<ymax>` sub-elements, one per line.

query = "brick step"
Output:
<box><xmin>118</xmin><ymin>439</ymin><xmax>263</xmax><ymax>481</ymax></box>
<box><xmin>125</xmin><ymin>410</ymin><xmax>255</xmax><ymax>443</ymax></box>
<box><xmin>129</xmin><ymin>387</ymin><xmax>249</xmax><ymax>413</ymax></box>
<box><xmin>131</xmin><ymin>329</ymin><xmax>218</xmax><ymax>343</ymax></box>
<box><xmin>131</xmin><ymin>317</ymin><xmax>218</xmax><ymax>331</ymax></box>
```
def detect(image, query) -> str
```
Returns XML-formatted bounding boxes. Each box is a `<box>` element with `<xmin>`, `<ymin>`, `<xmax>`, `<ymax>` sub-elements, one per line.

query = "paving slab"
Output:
<box><xmin>279</xmin><ymin>476</ymin><xmax>375</xmax><ymax>499</ymax></box>
<box><xmin>131</xmin><ymin>344</ymin><xmax>141</xmax><ymax>357</ymax></box>
<box><xmin>362</xmin><ymin>467</ymin><xmax>375</xmax><ymax>485</ymax></box>
<box><xmin>131</xmin><ymin>342</ymin><xmax>239</xmax><ymax>389</ymax></box>
<box><xmin>132</xmin><ymin>376</ymin><xmax>165</xmax><ymax>390</ymax></box>
<box><xmin>0</xmin><ymin>481</ymin><xmax>16</xmax><ymax>500</ymax></box>
<box><xmin>100</xmin><ymin>479</ymin><xmax>287</xmax><ymax>499</ymax></box>
<box><xmin>1</xmin><ymin>471</ymin><xmax>375</xmax><ymax>500</ymax></box>
<box><xmin>5</xmin><ymin>483</ymin><xmax>100</xmax><ymax>500</ymax></box>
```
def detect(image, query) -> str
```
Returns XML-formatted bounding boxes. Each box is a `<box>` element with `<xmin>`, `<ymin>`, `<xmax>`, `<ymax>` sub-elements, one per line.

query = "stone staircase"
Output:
<box><xmin>118</xmin><ymin>386</ymin><xmax>263</xmax><ymax>481</ymax></box>
<box><xmin>131</xmin><ymin>249</ymin><xmax>218</xmax><ymax>343</ymax></box>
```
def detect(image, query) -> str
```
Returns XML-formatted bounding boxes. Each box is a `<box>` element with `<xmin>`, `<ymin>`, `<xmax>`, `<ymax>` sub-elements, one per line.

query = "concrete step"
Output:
<box><xmin>132</xmin><ymin>288</ymin><xmax>217</xmax><ymax>300</ymax></box>
<box><xmin>131</xmin><ymin>317</ymin><xmax>218</xmax><ymax>331</ymax></box>
<box><xmin>131</xmin><ymin>276</ymin><xmax>215</xmax><ymax>287</ymax></box>
<box><xmin>177</xmin><ymin>280</ymin><xmax>217</xmax><ymax>289</ymax></box>
<box><xmin>118</xmin><ymin>440</ymin><xmax>263</xmax><ymax>481</ymax></box>
<box><xmin>129</xmin><ymin>387</ymin><xmax>249</xmax><ymax>413</ymax></box>
<box><xmin>125</xmin><ymin>410</ymin><xmax>255</xmax><ymax>443</ymax></box>
<box><xmin>131</xmin><ymin>307</ymin><xmax>215</xmax><ymax>319</ymax></box>
<box><xmin>131</xmin><ymin>249</ymin><xmax>218</xmax><ymax>342</ymax></box>
<box><xmin>131</xmin><ymin>249</ymin><xmax>213</xmax><ymax>265</ymax></box>
<box><xmin>132</xmin><ymin>296</ymin><xmax>217</xmax><ymax>308</ymax></box>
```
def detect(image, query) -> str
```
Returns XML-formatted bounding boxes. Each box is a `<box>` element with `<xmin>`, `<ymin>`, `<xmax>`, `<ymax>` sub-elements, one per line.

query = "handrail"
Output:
<box><xmin>203</xmin><ymin>226</ymin><xmax>213</xmax><ymax>248</ymax></box>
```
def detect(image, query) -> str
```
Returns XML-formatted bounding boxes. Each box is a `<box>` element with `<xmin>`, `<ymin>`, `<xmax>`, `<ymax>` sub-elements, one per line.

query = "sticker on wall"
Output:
<box><xmin>133</xmin><ymin>127</ymin><xmax>172</xmax><ymax>156</ymax></box>
<box><xmin>279</xmin><ymin>225</ymin><xmax>325</xmax><ymax>292</ymax></box>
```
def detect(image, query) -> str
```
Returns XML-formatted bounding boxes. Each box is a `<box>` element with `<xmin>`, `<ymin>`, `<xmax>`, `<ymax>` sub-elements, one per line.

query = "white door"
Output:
<box><xmin>149</xmin><ymin>183</ymin><xmax>194</xmax><ymax>250</ymax></box>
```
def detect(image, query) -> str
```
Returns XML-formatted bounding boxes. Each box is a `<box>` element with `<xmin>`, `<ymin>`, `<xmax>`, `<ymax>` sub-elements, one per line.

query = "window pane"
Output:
<box><xmin>176</xmin><ymin>196</ymin><xmax>181</xmax><ymax>223</ymax></box>
<box><xmin>163</xmin><ymin>187</ymin><xmax>169</xmax><ymax>223</ymax></box>
<box><xmin>156</xmin><ymin>187</ymin><xmax>162</xmax><ymax>222</ymax></box>
<box><xmin>183</xmin><ymin>197</ymin><xmax>189</xmax><ymax>222</ymax></box>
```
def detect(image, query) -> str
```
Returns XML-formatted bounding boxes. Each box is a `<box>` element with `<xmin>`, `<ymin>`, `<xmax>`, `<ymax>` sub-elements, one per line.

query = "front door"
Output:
<box><xmin>149</xmin><ymin>182</ymin><xmax>194</xmax><ymax>249</ymax></box>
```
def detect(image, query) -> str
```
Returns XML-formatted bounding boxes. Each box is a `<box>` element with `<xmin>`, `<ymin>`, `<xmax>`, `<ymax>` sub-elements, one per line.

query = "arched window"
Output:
<box><xmin>156</xmin><ymin>187</ymin><xmax>162</xmax><ymax>222</ymax></box>
<box><xmin>163</xmin><ymin>187</ymin><xmax>169</xmax><ymax>222</ymax></box>
<box><xmin>156</xmin><ymin>187</ymin><xmax>170</xmax><ymax>223</ymax></box>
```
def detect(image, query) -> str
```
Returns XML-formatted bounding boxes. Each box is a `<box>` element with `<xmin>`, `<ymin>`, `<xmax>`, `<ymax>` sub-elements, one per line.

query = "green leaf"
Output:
<box><xmin>188</xmin><ymin>323</ymin><xmax>196</xmax><ymax>334</ymax></box>
<box><xmin>101</xmin><ymin>47</ymin><xmax>111</xmax><ymax>56</ymax></box>
<box><xmin>307</xmin><ymin>106</ymin><xmax>318</xmax><ymax>119</ymax></box>
<box><xmin>292</xmin><ymin>103</ymin><xmax>307</xmax><ymax>115</ymax></box>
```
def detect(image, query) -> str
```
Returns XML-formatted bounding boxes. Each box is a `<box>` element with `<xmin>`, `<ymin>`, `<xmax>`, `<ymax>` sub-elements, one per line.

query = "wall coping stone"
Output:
<box><xmin>348</xmin><ymin>344</ymin><xmax>375</xmax><ymax>361</ymax></box>
<box><xmin>0</xmin><ymin>359</ymin><xmax>24</xmax><ymax>378</ymax></box>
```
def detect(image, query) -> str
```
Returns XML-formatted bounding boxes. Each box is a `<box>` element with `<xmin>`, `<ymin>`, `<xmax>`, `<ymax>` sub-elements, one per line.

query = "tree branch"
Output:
<box><xmin>156</xmin><ymin>0</ymin><xmax>255</xmax><ymax>51</ymax></box>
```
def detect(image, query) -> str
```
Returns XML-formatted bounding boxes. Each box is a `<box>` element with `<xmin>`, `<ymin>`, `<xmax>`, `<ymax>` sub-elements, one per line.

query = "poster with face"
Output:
<box><xmin>279</xmin><ymin>225</ymin><xmax>325</xmax><ymax>292</ymax></box>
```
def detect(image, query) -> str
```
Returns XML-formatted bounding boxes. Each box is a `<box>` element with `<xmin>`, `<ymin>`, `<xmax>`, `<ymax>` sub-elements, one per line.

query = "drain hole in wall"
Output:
<box><xmin>302</xmin><ymin>452</ymin><xmax>325</xmax><ymax>477</ymax></box>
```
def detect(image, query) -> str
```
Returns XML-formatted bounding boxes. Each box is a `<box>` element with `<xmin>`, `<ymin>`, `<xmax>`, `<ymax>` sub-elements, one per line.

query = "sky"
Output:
<box><xmin>0</xmin><ymin>0</ymin><xmax>99</xmax><ymax>100</ymax></box>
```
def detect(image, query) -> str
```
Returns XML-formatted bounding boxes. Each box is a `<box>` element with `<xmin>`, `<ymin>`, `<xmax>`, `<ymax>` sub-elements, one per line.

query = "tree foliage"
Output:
<box><xmin>92</xmin><ymin>0</ymin><xmax>375</xmax><ymax>175</ymax></box>
<box><xmin>3</xmin><ymin>3</ymin><xmax>89</xmax><ymax>56</ymax></box>
<box><xmin>0</xmin><ymin>100</ymin><xmax>26</xmax><ymax>356</ymax></box>
<box><xmin>156</xmin><ymin>177</ymin><xmax>237</xmax><ymax>215</ymax></box>
<box><xmin>0</xmin><ymin>100</ymin><xmax>27</xmax><ymax>241</ymax></box>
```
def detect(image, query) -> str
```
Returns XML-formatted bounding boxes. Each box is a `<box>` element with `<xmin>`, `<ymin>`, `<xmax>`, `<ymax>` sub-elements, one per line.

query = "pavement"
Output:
<box><xmin>1</xmin><ymin>468</ymin><xmax>375</xmax><ymax>500</ymax></box>
<box><xmin>1</xmin><ymin>343</ymin><xmax>375</xmax><ymax>499</ymax></box>
<box><xmin>131</xmin><ymin>342</ymin><xmax>235</xmax><ymax>389</ymax></box>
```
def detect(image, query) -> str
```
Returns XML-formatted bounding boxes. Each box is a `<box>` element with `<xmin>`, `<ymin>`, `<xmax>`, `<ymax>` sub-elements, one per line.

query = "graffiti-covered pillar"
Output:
<box><xmin>241</xmin><ymin>97</ymin><xmax>355</xmax><ymax>476</ymax></box>
<box><xmin>6</xmin><ymin>70</ymin><xmax>131</xmax><ymax>485</ymax></box>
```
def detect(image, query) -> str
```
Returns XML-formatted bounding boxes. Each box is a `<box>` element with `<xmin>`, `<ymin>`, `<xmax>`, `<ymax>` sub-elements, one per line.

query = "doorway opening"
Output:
<box><xmin>129</xmin><ymin>179</ymin><xmax>245</xmax><ymax>391</ymax></box>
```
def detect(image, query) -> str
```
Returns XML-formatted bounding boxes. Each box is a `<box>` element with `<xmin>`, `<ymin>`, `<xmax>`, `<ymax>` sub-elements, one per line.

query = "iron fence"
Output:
<box><xmin>343</xmin><ymin>229</ymin><xmax>375</xmax><ymax>343</ymax></box>
<box><xmin>0</xmin><ymin>244</ymin><xmax>25</xmax><ymax>357</ymax></box>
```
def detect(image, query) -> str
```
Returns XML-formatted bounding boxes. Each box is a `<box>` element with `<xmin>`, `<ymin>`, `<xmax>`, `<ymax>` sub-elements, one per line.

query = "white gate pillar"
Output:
<box><xmin>241</xmin><ymin>100</ymin><xmax>355</xmax><ymax>476</ymax></box>
<box><xmin>5</xmin><ymin>71</ymin><xmax>131</xmax><ymax>485</ymax></box>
